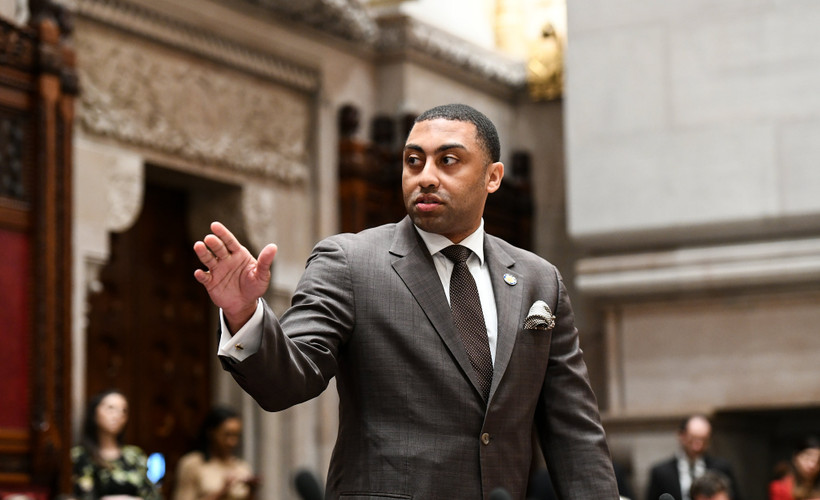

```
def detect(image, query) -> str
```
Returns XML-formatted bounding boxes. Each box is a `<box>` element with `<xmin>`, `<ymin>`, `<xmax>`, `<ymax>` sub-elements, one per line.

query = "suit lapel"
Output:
<box><xmin>485</xmin><ymin>236</ymin><xmax>523</xmax><ymax>401</ymax></box>
<box><xmin>389</xmin><ymin>217</ymin><xmax>487</xmax><ymax>401</ymax></box>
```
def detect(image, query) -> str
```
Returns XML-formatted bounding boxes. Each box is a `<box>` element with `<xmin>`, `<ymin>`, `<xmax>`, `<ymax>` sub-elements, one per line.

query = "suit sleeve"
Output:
<box><xmin>219</xmin><ymin>237</ymin><xmax>355</xmax><ymax>411</ymax></box>
<box><xmin>534</xmin><ymin>269</ymin><xmax>620</xmax><ymax>499</ymax></box>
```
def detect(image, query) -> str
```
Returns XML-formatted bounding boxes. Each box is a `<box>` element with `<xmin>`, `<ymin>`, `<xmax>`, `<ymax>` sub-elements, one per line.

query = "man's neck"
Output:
<box><xmin>415</xmin><ymin>220</ymin><xmax>485</xmax><ymax>262</ymax></box>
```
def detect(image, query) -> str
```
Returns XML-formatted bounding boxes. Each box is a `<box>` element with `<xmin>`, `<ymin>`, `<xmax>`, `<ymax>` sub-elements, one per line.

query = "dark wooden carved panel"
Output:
<box><xmin>0</xmin><ymin>17</ymin><xmax>36</xmax><ymax>71</ymax></box>
<box><xmin>0</xmin><ymin>19</ymin><xmax>36</xmax><ymax>230</ymax></box>
<box><xmin>338</xmin><ymin>105</ymin><xmax>406</xmax><ymax>232</ymax></box>
<box><xmin>85</xmin><ymin>182</ymin><xmax>214</xmax><ymax>496</ymax></box>
<box><xmin>484</xmin><ymin>151</ymin><xmax>533</xmax><ymax>250</ymax></box>
<box><xmin>0</xmin><ymin>115</ymin><xmax>28</xmax><ymax>201</ymax></box>
<box><xmin>338</xmin><ymin>104</ymin><xmax>533</xmax><ymax>249</ymax></box>
<box><xmin>0</xmin><ymin>4</ymin><xmax>76</xmax><ymax>495</ymax></box>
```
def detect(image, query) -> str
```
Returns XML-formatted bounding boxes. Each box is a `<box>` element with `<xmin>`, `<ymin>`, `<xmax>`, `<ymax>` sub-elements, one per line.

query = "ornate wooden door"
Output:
<box><xmin>85</xmin><ymin>182</ymin><xmax>214</xmax><ymax>493</ymax></box>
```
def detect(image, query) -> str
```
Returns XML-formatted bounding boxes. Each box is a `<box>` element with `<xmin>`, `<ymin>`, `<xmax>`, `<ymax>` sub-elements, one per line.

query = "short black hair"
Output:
<box><xmin>414</xmin><ymin>104</ymin><xmax>501</xmax><ymax>164</ymax></box>
<box><xmin>690</xmin><ymin>470</ymin><xmax>731</xmax><ymax>498</ymax></box>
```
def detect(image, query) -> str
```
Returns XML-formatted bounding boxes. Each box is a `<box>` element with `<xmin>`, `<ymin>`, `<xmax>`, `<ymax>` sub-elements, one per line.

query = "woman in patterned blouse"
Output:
<box><xmin>71</xmin><ymin>389</ymin><xmax>161</xmax><ymax>500</ymax></box>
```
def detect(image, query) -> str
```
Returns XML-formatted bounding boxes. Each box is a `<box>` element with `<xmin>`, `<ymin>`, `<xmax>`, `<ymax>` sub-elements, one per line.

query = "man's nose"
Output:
<box><xmin>417</xmin><ymin>159</ymin><xmax>440</xmax><ymax>188</ymax></box>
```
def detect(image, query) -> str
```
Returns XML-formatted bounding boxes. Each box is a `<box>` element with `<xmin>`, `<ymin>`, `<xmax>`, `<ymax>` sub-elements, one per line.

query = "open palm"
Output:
<box><xmin>193</xmin><ymin>221</ymin><xmax>277</xmax><ymax>330</ymax></box>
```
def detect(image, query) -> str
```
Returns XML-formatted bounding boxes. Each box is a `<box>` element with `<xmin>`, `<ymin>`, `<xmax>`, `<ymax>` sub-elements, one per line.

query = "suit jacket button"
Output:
<box><xmin>481</xmin><ymin>433</ymin><xmax>491</xmax><ymax>445</ymax></box>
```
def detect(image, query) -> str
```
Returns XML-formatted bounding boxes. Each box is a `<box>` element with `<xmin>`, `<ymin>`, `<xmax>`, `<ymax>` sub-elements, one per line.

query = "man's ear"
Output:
<box><xmin>486</xmin><ymin>162</ymin><xmax>504</xmax><ymax>193</ymax></box>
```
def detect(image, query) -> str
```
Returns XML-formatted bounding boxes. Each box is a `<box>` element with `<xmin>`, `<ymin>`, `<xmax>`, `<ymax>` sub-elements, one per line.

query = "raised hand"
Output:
<box><xmin>193</xmin><ymin>221</ymin><xmax>277</xmax><ymax>332</ymax></box>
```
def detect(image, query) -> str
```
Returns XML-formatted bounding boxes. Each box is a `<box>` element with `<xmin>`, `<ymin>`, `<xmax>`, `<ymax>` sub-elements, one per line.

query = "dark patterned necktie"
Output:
<box><xmin>440</xmin><ymin>245</ymin><xmax>493</xmax><ymax>401</ymax></box>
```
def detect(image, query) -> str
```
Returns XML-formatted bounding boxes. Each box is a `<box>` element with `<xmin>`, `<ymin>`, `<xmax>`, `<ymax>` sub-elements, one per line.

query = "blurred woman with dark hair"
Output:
<box><xmin>770</xmin><ymin>436</ymin><xmax>820</xmax><ymax>500</ymax></box>
<box><xmin>71</xmin><ymin>389</ymin><xmax>161</xmax><ymax>500</ymax></box>
<box><xmin>172</xmin><ymin>406</ymin><xmax>258</xmax><ymax>500</ymax></box>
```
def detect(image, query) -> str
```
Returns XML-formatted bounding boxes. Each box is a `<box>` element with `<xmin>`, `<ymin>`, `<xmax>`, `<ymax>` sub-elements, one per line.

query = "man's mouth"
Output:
<box><xmin>415</xmin><ymin>195</ymin><xmax>442</xmax><ymax>212</ymax></box>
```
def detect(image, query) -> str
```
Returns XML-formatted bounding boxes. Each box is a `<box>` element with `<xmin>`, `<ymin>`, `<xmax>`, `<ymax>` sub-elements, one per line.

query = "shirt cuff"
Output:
<box><xmin>217</xmin><ymin>299</ymin><xmax>264</xmax><ymax>362</ymax></box>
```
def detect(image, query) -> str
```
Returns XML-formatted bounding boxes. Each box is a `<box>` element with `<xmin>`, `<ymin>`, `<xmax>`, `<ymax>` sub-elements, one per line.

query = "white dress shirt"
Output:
<box><xmin>218</xmin><ymin>220</ymin><xmax>498</xmax><ymax>364</ymax></box>
<box><xmin>677</xmin><ymin>453</ymin><xmax>706</xmax><ymax>500</ymax></box>
<box><xmin>414</xmin><ymin>221</ymin><xmax>498</xmax><ymax>364</ymax></box>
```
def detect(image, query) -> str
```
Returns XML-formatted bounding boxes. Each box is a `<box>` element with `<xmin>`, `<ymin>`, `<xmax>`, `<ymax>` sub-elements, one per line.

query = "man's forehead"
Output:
<box><xmin>405</xmin><ymin>118</ymin><xmax>478</xmax><ymax>147</ymax></box>
<box><xmin>686</xmin><ymin>417</ymin><xmax>711</xmax><ymax>434</ymax></box>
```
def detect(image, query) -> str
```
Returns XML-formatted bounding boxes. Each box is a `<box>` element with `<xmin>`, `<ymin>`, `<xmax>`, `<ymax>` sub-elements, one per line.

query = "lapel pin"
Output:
<box><xmin>503</xmin><ymin>273</ymin><xmax>518</xmax><ymax>286</ymax></box>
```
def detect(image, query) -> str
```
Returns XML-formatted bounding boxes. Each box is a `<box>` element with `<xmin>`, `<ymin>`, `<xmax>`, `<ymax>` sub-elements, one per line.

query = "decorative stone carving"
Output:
<box><xmin>526</xmin><ymin>23</ymin><xmax>564</xmax><ymax>101</ymax></box>
<box><xmin>74</xmin><ymin>139</ymin><xmax>145</xmax><ymax>248</ymax></box>
<box><xmin>241</xmin><ymin>181</ymin><xmax>280</xmax><ymax>252</ymax></box>
<box><xmin>74</xmin><ymin>0</ymin><xmax>319</xmax><ymax>92</ymax></box>
<box><xmin>14</xmin><ymin>0</ymin><xmax>30</xmax><ymax>26</ymax></box>
<box><xmin>75</xmin><ymin>24</ymin><xmax>311</xmax><ymax>184</ymax></box>
<box><xmin>105</xmin><ymin>152</ymin><xmax>144</xmax><ymax>232</ymax></box>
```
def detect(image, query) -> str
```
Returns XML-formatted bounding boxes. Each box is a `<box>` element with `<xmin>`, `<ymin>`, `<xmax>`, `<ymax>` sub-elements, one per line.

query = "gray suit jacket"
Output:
<box><xmin>221</xmin><ymin>217</ymin><xmax>618</xmax><ymax>500</ymax></box>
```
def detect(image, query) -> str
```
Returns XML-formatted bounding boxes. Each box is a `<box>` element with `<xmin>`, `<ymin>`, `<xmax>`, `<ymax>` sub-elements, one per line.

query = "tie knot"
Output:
<box><xmin>441</xmin><ymin>245</ymin><xmax>472</xmax><ymax>264</ymax></box>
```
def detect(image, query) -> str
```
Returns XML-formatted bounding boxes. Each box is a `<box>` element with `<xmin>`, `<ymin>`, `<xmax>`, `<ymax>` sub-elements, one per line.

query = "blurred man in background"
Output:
<box><xmin>646</xmin><ymin>415</ymin><xmax>741</xmax><ymax>500</ymax></box>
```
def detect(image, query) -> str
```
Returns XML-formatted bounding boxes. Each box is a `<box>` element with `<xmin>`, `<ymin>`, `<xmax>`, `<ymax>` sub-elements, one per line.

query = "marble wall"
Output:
<box><xmin>565</xmin><ymin>2</ymin><xmax>820</xmax><ymax>499</ymax></box>
<box><xmin>566</xmin><ymin>1</ymin><xmax>820</xmax><ymax>247</ymax></box>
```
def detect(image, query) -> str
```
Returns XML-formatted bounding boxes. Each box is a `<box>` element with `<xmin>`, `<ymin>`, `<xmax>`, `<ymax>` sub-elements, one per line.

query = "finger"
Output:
<box><xmin>256</xmin><ymin>244</ymin><xmax>278</xmax><ymax>275</ymax></box>
<box><xmin>193</xmin><ymin>241</ymin><xmax>219</xmax><ymax>267</ymax></box>
<box><xmin>203</xmin><ymin>233</ymin><xmax>232</xmax><ymax>260</ymax></box>
<box><xmin>193</xmin><ymin>268</ymin><xmax>211</xmax><ymax>284</ymax></box>
<box><xmin>210</xmin><ymin>221</ymin><xmax>244</xmax><ymax>255</ymax></box>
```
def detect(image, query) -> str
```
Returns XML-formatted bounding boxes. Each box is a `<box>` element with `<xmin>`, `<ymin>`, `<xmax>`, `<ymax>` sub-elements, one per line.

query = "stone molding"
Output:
<box><xmin>233</xmin><ymin>0</ymin><xmax>379</xmax><ymax>44</ymax></box>
<box><xmin>219</xmin><ymin>1</ymin><xmax>527</xmax><ymax>90</ymax></box>
<box><xmin>377</xmin><ymin>15</ymin><xmax>527</xmax><ymax>89</ymax></box>
<box><xmin>576</xmin><ymin>237</ymin><xmax>820</xmax><ymax>296</ymax></box>
<box><xmin>70</xmin><ymin>0</ymin><xmax>526</xmax><ymax>97</ymax></box>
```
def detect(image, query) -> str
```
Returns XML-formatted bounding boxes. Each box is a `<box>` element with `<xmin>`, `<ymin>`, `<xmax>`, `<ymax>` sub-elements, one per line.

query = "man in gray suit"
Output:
<box><xmin>193</xmin><ymin>104</ymin><xmax>618</xmax><ymax>499</ymax></box>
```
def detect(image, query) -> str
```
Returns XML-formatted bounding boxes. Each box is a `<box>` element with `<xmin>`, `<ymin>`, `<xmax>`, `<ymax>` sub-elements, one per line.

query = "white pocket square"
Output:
<box><xmin>523</xmin><ymin>300</ymin><xmax>556</xmax><ymax>331</ymax></box>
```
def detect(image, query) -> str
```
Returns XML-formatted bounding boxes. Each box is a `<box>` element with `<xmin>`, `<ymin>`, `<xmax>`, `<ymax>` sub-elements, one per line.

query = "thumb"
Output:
<box><xmin>256</xmin><ymin>244</ymin><xmax>278</xmax><ymax>276</ymax></box>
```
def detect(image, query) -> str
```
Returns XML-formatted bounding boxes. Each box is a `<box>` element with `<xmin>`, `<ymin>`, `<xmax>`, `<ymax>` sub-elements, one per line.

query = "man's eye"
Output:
<box><xmin>441</xmin><ymin>156</ymin><xmax>458</xmax><ymax>166</ymax></box>
<box><xmin>405</xmin><ymin>156</ymin><xmax>422</xmax><ymax>166</ymax></box>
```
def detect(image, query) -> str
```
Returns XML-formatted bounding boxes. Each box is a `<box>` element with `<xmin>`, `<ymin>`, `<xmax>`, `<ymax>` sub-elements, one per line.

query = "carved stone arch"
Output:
<box><xmin>76</xmin><ymin>152</ymin><xmax>264</xmax><ymax>492</ymax></box>
<box><xmin>72</xmin><ymin>133</ymin><xmax>331</xmax><ymax>498</ymax></box>
<box><xmin>72</xmin><ymin>136</ymin><xmax>145</xmax><ymax>431</ymax></box>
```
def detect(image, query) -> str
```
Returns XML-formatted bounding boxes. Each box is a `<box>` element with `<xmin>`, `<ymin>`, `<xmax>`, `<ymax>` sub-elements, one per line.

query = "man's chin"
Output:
<box><xmin>410</xmin><ymin>214</ymin><xmax>443</xmax><ymax>234</ymax></box>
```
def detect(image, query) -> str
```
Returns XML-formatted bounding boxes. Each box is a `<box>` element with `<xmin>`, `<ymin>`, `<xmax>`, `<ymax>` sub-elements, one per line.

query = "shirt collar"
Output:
<box><xmin>676</xmin><ymin>452</ymin><xmax>705</xmax><ymax>467</ymax></box>
<box><xmin>415</xmin><ymin>219</ymin><xmax>485</xmax><ymax>265</ymax></box>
